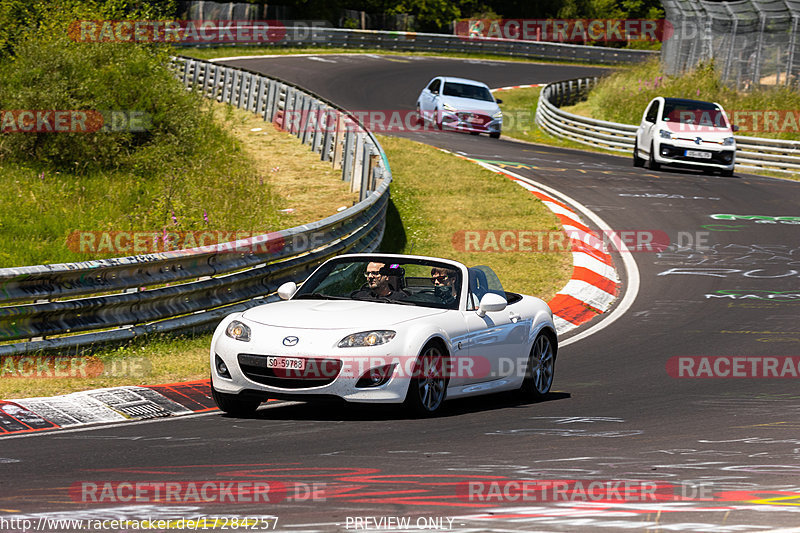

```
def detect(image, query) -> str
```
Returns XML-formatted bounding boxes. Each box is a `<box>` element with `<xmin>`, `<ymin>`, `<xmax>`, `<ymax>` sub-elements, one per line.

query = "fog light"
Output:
<box><xmin>661</xmin><ymin>147</ymin><xmax>670</xmax><ymax>156</ymax></box>
<box><xmin>355</xmin><ymin>364</ymin><xmax>396</xmax><ymax>388</ymax></box>
<box><xmin>215</xmin><ymin>354</ymin><xmax>231</xmax><ymax>379</ymax></box>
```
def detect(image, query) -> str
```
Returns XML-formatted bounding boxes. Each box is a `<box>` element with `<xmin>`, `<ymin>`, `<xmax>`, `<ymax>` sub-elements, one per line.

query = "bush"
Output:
<box><xmin>0</xmin><ymin>37</ymin><xmax>217</xmax><ymax>173</ymax></box>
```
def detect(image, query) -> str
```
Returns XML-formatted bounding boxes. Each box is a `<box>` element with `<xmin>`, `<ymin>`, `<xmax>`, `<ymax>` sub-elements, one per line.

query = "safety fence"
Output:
<box><xmin>175</xmin><ymin>26</ymin><xmax>657</xmax><ymax>65</ymax></box>
<box><xmin>661</xmin><ymin>0</ymin><xmax>800</xmax><ymax>90</ymax></box>
<box><xmin>0</xmin><ymin>57</ymin><xmax>391</xmax><ymax>355</ymax></box>
<box><xmin>535</xmin><ymin>77</ymin><xmax>800</xmax><ymax>174</ymax></box>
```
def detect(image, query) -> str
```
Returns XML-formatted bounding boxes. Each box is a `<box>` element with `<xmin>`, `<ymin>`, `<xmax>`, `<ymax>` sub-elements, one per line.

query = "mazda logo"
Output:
<box><xmin>282</xmin><ymin>336</ymin><xmax>299</xmax><ymax>346</ymax></box>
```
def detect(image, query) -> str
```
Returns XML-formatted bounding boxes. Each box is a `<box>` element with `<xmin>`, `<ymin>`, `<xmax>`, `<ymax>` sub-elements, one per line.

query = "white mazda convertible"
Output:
<box><xmin>210</xmin><ymin>254</ymin><xmax>557</xmax><ymax>416</ymax></box>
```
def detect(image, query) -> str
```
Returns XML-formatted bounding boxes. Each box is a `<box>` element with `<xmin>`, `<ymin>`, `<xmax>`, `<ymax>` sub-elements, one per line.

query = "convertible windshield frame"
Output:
<box><xmin>294</xmin><ymin>256</ymin><xmax>465</xmax><ymax>310</ymax></box>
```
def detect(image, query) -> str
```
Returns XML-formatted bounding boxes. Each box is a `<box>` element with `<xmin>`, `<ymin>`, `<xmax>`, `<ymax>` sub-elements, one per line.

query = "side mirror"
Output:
<box><xmin>495</xmin><ymin>98</ymin><xmax>503</xmax><ymax>104</ymax></box>
<box><xmin>732</xmin><ymin>124</ymin><xmax>739</xmax><ymax>132</ymax></box>
<box><xmin>476</xmin><ymin>292</ymin><xmax>507</xmax><ymax>317</ymax></box>
<box><xmin>277</xmin><ymin>281</ymin><xmax>297</xmax><ymax>300</ymax></box>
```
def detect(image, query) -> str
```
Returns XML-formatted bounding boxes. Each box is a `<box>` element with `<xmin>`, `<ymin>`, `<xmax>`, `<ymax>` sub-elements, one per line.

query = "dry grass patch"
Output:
<box><xmin>214</xmin><ymin>103</ymin><xmax>357</xmax><ymax>224</ymax></box>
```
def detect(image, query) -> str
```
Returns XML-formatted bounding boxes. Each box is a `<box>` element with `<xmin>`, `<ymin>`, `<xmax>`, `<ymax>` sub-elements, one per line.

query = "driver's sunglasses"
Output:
<box><xmin>364</xmin><ymin>271</ymin><xmax>382</xmax><ymax>277</ymax></box>
<box><xmin>431</xmin><ymin>274</ymin><xmax>449</xmax><ymax>282</ymax></box>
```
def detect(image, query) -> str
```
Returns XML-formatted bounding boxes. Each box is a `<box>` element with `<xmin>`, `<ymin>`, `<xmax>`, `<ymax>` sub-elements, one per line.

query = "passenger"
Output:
<box><xmin>431</xmin><ymin>266</ymin><xmax>458</xmax><ymax>306</ymax></box>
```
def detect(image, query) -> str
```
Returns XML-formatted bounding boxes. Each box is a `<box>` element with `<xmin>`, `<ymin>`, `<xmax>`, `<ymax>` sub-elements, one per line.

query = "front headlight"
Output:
<box><xmin>225</xmin><ymin>320</ymin><xmax>251</xmax><ymax>342</ymax></box>
<box><xmin>338</xmin><ymin>330</ymin><xmax>396</xmax><ymax>348</ymax></box>
<box><xmin>659</xmin><ymin>129</ymin><xmax>673</xmax><ymax>140</ymax></box>
<box><xmin>723</xmin><ymin>136</ymin><xmax>735</xmax><ymax>146</ymax></box>
<box><xmin>442</xmin><ymin>103</ymin><xmax>457</xmax><ymax>112</ymax></box>
<box><xmin>492</xmin><ymin>111</ymin><xmax>503</xmax><ymax>119</ymax></box>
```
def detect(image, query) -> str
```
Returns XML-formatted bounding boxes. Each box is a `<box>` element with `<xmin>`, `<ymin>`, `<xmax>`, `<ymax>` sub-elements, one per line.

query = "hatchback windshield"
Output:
<box><xmin>442</xmin><ymin>82</ymin><xmax>494</xmax><ymax>102</ymax></box>
<box><xmin>661</xmin><ymin>99</ymin><xmax>729</xmax><ymax>128</ymax></box>
<box><xmin>294</xmin><ymin>257</ymin><xmax>463</xmax><ymax>310</ymax></box>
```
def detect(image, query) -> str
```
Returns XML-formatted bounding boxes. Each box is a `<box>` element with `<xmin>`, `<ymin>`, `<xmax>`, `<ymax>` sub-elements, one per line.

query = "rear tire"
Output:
<box><xmin>516</xmin><ymin>332</ymin><xmax>556</xmax><ymax>401</ymax></box>
<box><xmin>648</xmin><ymin>142</ymin><xmax>661</xmax><ymax>171</ymax></box>
<box><xmin>211</xmin><ymin>384</ymin><xmax>261</xmax><ymax>416</ymax></box>
<box><xmin>405</xmin><ymin>343</ymin><xmax>448</xmax><ymax>416</ymax></box>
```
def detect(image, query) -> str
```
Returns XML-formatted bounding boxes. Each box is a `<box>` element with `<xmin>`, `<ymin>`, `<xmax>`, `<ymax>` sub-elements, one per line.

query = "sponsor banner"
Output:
<box><xmin>667</xmin><ymin>356</ymin><xmax>800</xmax><ymax>378</ymax></box>
<box><xmin>70</xmin><ymin>481</ymin><xmax>291</xmax><ymax>504</ymax></box>
<box><xmin>454</xmin><ymin>18</ymin><xmax>671</xmax><ymax>42</ymax></box>
<box><xmin>451</xmin><ymin>229</ymin><xmax>669</xmax><ymax>253</ymax></box>
<box><xmin>65</xmin><ymin>230</ymin><xmax>286</xmax><ymax>255</ymax></box>
<box><xmin>69</xmin><ymin>20</ymin><xmax>287</xmax><ymax>44</ymax></box>
<box><xmin>730</xmin><ymin>110</ymin><xmax>800</xmax><ymax>133</ymax></box>
<box><xmin>1</xmin><ymin>110</ymin><xmax>151</xmax><ymax>133</ymax></box>
<box><xmin>457</xmin><ymin>480</ymin><xmax>715</xmax><ymax>502</ymax></box>
<box><xmin>1</xmin><ymin>356</ymin><xmax>150</xmax><ymax>380</ymax></box>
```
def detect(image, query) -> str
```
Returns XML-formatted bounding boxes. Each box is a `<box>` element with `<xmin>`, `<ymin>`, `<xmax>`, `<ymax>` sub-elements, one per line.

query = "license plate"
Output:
<box><xmin>467</xmin><ymin>116</ymin><xmax>483</xmax><ymax>124</ymax></box>
<box><xmin>685</xmin><ymin>150</ymin><xmax>711</xmax><ymax>159</ymax></box>
<box><xmin>266</xmin><ymin>356</ymin><xmax>305</xmax><ymax>371</ymax></box>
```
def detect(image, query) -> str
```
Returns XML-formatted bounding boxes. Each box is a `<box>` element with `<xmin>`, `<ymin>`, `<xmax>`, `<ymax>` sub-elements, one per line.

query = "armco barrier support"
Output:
<box><xmin>0</xmin><ymin>57</ymin><xmax>391</xmax><ymax>355</ymax></box>
<box><xmin>535</xmin><ymin>77</ymin><xmax>800</xmax><ymax>174</ymax></box>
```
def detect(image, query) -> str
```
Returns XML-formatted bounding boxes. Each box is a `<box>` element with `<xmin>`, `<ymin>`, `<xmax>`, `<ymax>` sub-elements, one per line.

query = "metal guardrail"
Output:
<box><xmin>177</xmin><ymin>26</ymin><xmax>658</xmax><ymax>65</ymax></box>
<box><xmin>535</xmin><ymin>77</ymin><xmax>800</xmax><ymax>173</ymax></box>
<box><xmin>0</xmin><ymin>57</ymin><xmax>391</xmax><ymax>355</ymax></box>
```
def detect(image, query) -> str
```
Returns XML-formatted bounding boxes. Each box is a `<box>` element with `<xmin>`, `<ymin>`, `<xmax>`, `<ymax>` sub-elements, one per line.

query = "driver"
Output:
<box><xmin>352</xmin><ymin>262</ymin><xmax>406</xmax><ymax>300</ymax></box>
<box><xmin>431</xmin><ymin>266</ymin><xmax>458</xmax><ymax>306</ymax></box>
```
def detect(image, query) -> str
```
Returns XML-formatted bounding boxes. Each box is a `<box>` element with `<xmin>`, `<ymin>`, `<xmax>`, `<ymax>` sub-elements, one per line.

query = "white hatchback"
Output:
<box><xmin>416</xmin><ymin>76</ymin><xmax>503</xmax><ymax>138</ymax></box>
<box><xmin>634</xmin><ymin>97</ymin><xmax>737</xmax><ymax>176</ymax></box>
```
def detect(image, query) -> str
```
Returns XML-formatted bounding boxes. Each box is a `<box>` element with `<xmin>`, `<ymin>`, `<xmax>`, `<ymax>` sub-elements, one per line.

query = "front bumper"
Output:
<box><xmin>654</xmin><ymin>140</ymin><xmax>735</xmax><ymax>170</ymax></box>
<box><xmin>211</xmin><ymin>334</ymin><xmax>414</xmax><ymax>404</ymax></box>
<box><xmin>440</xmin><ymin>111</ymin><xmax>501</xmax><ymax>134</ymax></box>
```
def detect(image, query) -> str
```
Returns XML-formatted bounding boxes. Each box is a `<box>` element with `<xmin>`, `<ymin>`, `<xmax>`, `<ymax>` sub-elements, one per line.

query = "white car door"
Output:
<box><xmin>420</xmin><ymin>78</ymin><xmax>441</xmax><ymax>122</ymax></box>
<box><xmin>637</xmin><ymin>99</ymin><xmax>660</xmax><ymax>156</ymax></box>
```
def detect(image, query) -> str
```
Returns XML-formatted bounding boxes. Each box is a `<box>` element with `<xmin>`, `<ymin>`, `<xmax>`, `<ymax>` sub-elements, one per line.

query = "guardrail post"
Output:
<box><xmin>341</xmin><ymin>128</ymin><xmax>355</xmax><ymax>181</ymax></box>
<box><xmin>351</xmin><ymin>133</ymin><xmax>365</xmax><ymax>194</ymax></box>
<box><xmin>332</xmin><ymin>115</ymin><xmax>346</xmax><ymax>169</ymax></box>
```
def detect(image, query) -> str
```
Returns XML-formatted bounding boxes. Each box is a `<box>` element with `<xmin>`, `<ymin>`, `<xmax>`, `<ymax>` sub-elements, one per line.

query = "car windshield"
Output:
<box><xmin>294</xmin><ymin>257</ymin><xmax>463</xmax><ymax>310</ymax></box>
<box><xmin>442</xmin><ymin>82</ymin><xmax>494</xmax><ymax>102</ymax></box>
<box><xmin>661</xmin><ymin>100</ymin><xmax>728</xmax><ymax>128</ymax></box>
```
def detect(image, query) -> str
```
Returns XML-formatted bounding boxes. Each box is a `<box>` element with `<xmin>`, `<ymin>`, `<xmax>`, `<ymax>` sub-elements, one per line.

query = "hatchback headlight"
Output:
<box><xmin>723</xmin><ymin>136</ymin><xmax>735</xmax><ymax>146</ymax></box>
<box><xmin>338</xmin><ymin>330</ymin><xmax>396</xmax><ymax>348</ymax></box>
<box><xmin>492</xmin><ymin>111</ymin><xmax>503</xmax><ymax>119</ymax></box>
<box><xmin>442</xmin><ymin>103</ymin><xmax>457</xmax><ymax>112</ymax></box>
<box><xmin>659</xmin><ymin>129</ymin><xmax>673</xmax><ymax>140</ymax></box>
<box><xmin>225</xmin><ymin>320</ymin><xmax>251</xmax><ymax>342</ymax></box>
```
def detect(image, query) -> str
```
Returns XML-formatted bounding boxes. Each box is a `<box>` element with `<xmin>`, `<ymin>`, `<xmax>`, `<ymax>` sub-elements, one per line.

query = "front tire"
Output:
<box><xmin>633</xmin><ymin>140</ymin><xmax>644</xmax><ymax>167</ymax></box>
<box><xmin>649</xmin><ymin>142</ymin><xmax>661</xmax><ymax>170</ymax></box>
<box><xmin>489</xmin><ymin>131</ymin><xmax>501</xmax><ymax>139</ymax></box>
<box><xmin>517</xmin><ymin>332</ymin><xmax>556</xmax><ymax>401</ymax></box>
<box><xmin>405</xmin><ymin>344</ymin><xmax>448</xmax><ymax>416</ymax></box>
<box><xmin>212</xmin><ymin>384</ymin><xmax>261</xmax><ymax>416</ymax></box>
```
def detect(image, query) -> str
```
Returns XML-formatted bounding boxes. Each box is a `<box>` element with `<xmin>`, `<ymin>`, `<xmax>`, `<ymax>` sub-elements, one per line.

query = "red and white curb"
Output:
<box><xmin>491</xmin><ymin>84</ymin><xmax>546</xmax><ymax>92</ymax></box>
<box><xmin>440</xmin><ymin>149</ymin><xmax>621</xmax><ymax>336</ymax></box>
<box><xmin>499</xmin><ymin>172</ymin><xmax>619</xmax><ymax>335</ymax></box>
<box><xmin>0</xmin><ymin>380</ymin><xmax>215</xmax><ymax>437</ymax></box>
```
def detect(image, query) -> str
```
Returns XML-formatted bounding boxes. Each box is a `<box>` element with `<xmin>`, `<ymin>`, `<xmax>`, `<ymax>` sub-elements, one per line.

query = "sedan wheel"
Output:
<box><xmin>518</xmin><ymin>333</ymin><xmax>555</xmax><ymax>400</ymax></box>
<box><xmin>405</xmin><ymin>345</ymin><xmax>448</xmax><ymax>416</ymax></box>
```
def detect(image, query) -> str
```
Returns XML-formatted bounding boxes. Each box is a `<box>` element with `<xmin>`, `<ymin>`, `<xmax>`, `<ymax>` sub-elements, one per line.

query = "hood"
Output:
<box><xmin>241</xmin><ymin>300</ymin><xmax>447</xmax><ymax>329</ymax></box>
<box><xmin>439</xmin><ymin>95</ymin><xmax>500</xmax><ymax>114</ymax></box>
<box><xmin>664</xmin><ymin>123</ymin><xmax>732</xmax><ymax>137</ymax></box>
